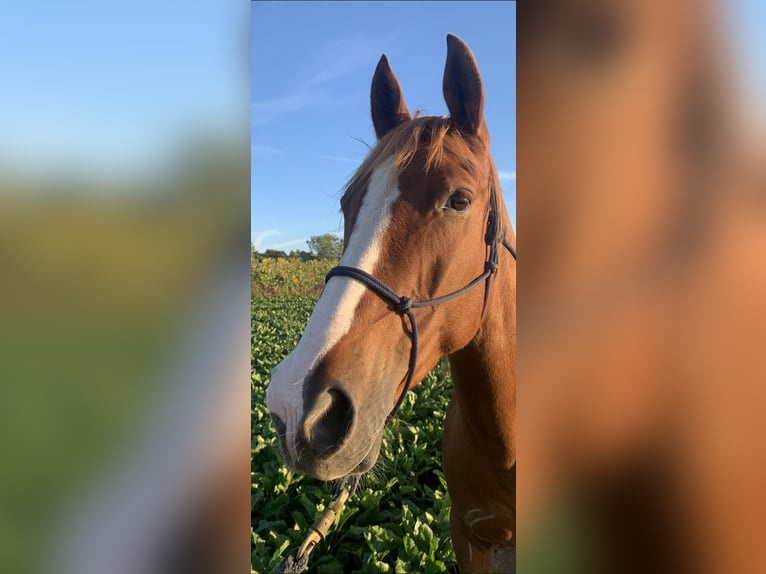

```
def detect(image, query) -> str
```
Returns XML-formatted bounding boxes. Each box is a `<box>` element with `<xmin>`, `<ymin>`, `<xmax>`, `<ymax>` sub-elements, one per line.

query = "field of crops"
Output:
<box><xmin>252</xmin><ymin>294</ymin><xmax>459</xmax><ymax>573</ymax></box>
<box><xmin>252</xmin><ymin>257</ymin><xmax>337</xmax><ymax>297</ymax></box>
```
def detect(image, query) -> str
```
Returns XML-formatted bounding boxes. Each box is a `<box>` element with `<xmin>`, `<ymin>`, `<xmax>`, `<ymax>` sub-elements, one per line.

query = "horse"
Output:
<box><xmin>266</xmin><ymin>34</ymin><xmax>516</xmax><ymax>572</ymax></box>
<box><xmin>518</xmin><ymin>1</ymin><xmax>766</xmax><ymax>572</ymax></box>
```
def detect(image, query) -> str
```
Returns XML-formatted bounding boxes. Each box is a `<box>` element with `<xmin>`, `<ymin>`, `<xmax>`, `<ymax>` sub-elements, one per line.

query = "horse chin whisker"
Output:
<box><xmin>295</xmin><ymin>443</ymin><xmax>305</xmax><ymax>465</ymax></box>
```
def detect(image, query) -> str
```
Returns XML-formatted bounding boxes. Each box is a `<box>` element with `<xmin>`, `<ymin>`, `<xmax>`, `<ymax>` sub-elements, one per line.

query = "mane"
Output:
<box><xmin>341</xmin><ymin>116</ymin><xmax>477</xmax><ymax>211</ymax></box>
<box><xmin>487</xmin><ymin>154</ymin><xmax>508</xmax><ymax>242</ymax></box>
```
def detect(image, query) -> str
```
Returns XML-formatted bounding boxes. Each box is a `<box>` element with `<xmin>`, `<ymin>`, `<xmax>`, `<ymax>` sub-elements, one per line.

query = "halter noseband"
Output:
<box><xmin>325</xmin><ymin>185</ymin><xmax>516</xmax><ymax>423</ymax></box>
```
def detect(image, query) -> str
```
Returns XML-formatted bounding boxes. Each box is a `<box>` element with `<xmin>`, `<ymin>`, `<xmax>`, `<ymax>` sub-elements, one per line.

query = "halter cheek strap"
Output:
<box><xmin>325</xmin><ymin>191</ymin><xmax>516</xmax><ymax>424</ymax></box>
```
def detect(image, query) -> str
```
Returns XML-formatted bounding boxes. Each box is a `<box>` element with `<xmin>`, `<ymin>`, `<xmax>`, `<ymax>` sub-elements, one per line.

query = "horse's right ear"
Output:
<box><xmin>443</xmin><ymin>34</ymin><xmax>487</xmax><ymax>140</ymax></box>
<box><xmin>371</xmin><ymin>54</ymin><xmax>411</xmax><ymax>140</ymax></box>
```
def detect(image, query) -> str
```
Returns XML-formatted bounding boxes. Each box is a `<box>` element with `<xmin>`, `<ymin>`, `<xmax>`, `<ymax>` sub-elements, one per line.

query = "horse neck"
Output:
<box><xmin>447</xmin><ymin>247</ymin><xmax>516</xmax><ymax>466</ymax></box>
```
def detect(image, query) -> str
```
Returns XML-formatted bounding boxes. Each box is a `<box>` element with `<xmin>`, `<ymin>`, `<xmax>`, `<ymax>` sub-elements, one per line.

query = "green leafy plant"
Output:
<box><xmin>252</xmin><ymin>296</ymin><xmax>458</xmax><ymax>573</ymax></box>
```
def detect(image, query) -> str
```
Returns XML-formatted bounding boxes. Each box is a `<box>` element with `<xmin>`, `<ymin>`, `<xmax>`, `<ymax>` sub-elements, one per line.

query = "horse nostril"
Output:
<box><xmin>304</xmin><ymin>387</ymin><xmax>354</xmax><ymax>458</ymax></box>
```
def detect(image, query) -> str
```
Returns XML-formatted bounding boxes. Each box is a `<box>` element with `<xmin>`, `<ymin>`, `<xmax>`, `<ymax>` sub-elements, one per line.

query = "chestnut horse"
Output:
<box><xmin>267</xmin><ymin>35</ymin><xmax>516</xmax><ymax>572</ymax></box>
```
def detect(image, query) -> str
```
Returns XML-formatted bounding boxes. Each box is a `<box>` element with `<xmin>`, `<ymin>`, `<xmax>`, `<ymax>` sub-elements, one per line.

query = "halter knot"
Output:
<box><xmin>485</xmin><ymin>260</ymin><xmax>498</xmax><ymax>273</ymax></box>
<box><xmin>395</xmin><ymin>296</ymin><xmax>413</xmax><ymax>314</ymax></box>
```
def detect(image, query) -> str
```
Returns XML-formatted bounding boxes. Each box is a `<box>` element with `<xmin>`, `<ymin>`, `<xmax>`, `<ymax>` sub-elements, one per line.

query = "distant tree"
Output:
<box><xmin>262</xmin><ymin>249</ymin><xmax>288</xmax><ymax>259</ymax></box>
<box><xmin>307</xmin><ymin>234</ymin><xmax>343</xmax><ymax>259</ymax></box>
<box><xmin>287</xmin><ymin>249</ymin><xmax>312</xmax><ymax>261</ymax></box>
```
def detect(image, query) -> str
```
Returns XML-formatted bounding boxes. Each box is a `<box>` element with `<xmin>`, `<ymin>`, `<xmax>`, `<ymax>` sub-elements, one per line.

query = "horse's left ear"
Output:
<box><xmin>443</xmin><ymin>34</ymin><xmax>487</xmax><ymax>141</ymax></box>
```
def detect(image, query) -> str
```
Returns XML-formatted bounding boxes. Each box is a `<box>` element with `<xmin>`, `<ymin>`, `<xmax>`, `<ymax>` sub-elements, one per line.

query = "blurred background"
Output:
<box><xmin>518</xmin><ymin>1</ymin><xmax>765</xmax><ymax>573</ymax></box>
<box><xmin>0</xmin><ymin>1</ymin><xmax>250</xmax><ymax>573</ymax></box>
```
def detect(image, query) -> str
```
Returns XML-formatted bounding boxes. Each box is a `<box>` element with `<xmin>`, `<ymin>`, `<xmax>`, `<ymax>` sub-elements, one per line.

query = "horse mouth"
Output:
<box><xmin>349</xmin><ymin>433</ymin><xmax>384</xmax><ymax>475</ymax></box>
<box><xmin>300</xmin><ymin>425</ymin><xmax>384</xmax><ymax>481</ymax></box>
<box><xmin>271</xmin><ymin>412</ymin><xmax>385</xmax><ymax>482</ymax></box>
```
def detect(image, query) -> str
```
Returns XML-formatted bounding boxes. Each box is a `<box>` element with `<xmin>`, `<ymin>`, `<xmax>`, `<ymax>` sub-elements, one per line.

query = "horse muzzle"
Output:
<box><xmin>269</xmin><ymin>375</ymin><xmax>386</xmax><ymax>481</ymax></box>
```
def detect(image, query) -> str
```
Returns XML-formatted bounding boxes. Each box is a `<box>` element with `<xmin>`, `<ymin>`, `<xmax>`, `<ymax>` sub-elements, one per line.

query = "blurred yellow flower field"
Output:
<box><xmin>251</xmin><ymin>257</ymin><xmax>338</xmax><ymax>297</ymax></box>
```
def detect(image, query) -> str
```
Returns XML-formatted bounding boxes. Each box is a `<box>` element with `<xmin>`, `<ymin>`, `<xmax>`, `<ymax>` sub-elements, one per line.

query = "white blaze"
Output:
<box><xmin>266</xmin><ymin>158</ymin><xmax>399</xmax><ymax>458</ymax></box>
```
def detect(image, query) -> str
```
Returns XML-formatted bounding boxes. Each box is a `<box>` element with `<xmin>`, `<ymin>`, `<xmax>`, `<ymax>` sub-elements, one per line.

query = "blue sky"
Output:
<box><xmin>728</xmin><ymin>0</ymin><xmax>766</xmax><ymax>117</ymax></box>
<box><xmin>251</xmin><ymin>1</ymin><xmax>517</xmax><ymax>253</ymax></box>
<box><xmin>0</xmin><ymin>0</ymin><xmax>245</xmax><ymax>178</ymax></box>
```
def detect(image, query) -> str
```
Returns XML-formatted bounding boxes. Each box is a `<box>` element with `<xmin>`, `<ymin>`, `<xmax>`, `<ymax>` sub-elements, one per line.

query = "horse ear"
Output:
<box><xmin>443</xmin><ymin>34</ymin><xmax>487</xmax><ymax>139</ymax></box>
<box><xmin>371</xmin><ymin>54</ymin><xmax>411</xmax><ymax>140</ymax></box>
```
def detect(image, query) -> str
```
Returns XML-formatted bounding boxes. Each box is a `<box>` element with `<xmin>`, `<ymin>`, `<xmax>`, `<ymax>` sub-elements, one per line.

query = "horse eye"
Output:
<box><xmin>447</xmin><ymin>192</ymin><xmax>470</xmax><ymax>212</ymax></box>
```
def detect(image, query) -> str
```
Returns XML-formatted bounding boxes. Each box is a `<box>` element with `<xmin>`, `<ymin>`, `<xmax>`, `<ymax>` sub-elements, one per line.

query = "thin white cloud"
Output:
<box><xmin>250</xmin><ymin>143</ymin><xmax>283</xmax><ymax>156</ymax></box>
<box><xmin>303</xmin><ymin>34</ymin><xmax>381</xmax><ymax>88</ymax></box>
<box><xmin>254</xmin><ymin>231</ymin><xmax>344</xmax><ymax>252</ymax></box>
<box><xmin>318</xmin><ymin>155</ymin><xmax>359</xmax><ymax>164</ymax></box>
<box><xmin>267</xmin><ymin>238</ymin><xmax>311</xmax><ymax>251</ymax></box>
<box><xmin>498</xmin><ymin>170</ymin><xmax>516</xmax><ymax>182</ymax></box>
<box><xmin>251</xmin><ymin>229</ymin><xmax>281</xmax><ymax>250</ymax></box>
<box><xmin>251</xmin><ymin>34</ymin><xmax>384</xmax><ymax>126</ymax></box>
<box><xmin>250</xmin><ymin>93</ymin><xmax>314</xmax><ymax>126</ymax></box>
